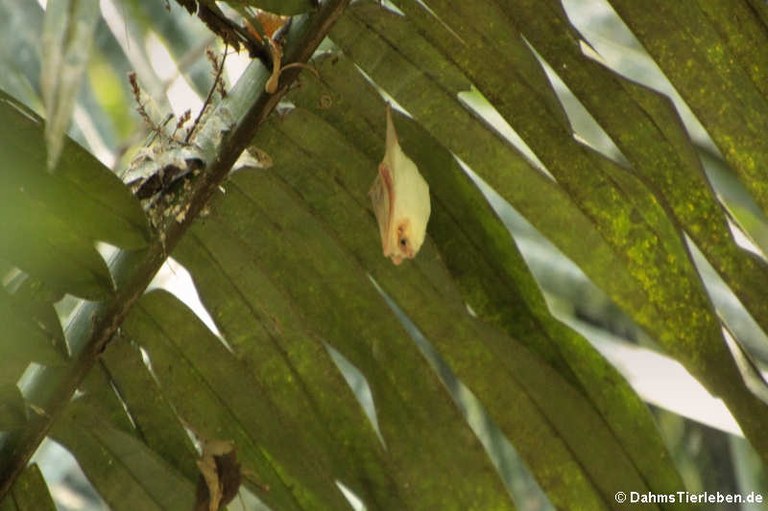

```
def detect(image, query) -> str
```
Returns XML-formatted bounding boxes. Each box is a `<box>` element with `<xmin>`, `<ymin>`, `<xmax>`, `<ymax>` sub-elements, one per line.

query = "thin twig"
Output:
<box><xmin>186</xmin><ymin>44</ymin><xmax>229</xmax><ymax>144</ymax></box>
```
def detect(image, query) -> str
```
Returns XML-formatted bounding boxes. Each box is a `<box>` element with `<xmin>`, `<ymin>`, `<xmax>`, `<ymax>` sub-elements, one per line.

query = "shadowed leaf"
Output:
<box><xmin>0</xmin><ymin>464</ymin><xmax>55</xmax><ymax>511</ymax></box>
<box><xmin>52</xmin><ymin>399</ymin><xmax>196</xmax><ymax>511</ymax></box>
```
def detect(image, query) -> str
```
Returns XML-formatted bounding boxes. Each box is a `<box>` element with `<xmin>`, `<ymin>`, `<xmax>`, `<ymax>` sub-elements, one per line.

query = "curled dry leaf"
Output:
<box><xmin>264</xmin><ymin>39</ymin><xmax>284</xmax><ymax>94</ymax></box>
<box><xmin>194</xmin><ymin>439</ymin><xmax>242</xmax><ymax>511</ymax></box>
<box><xmin>369</xmin><ymin>105</ymin><xmax>431</xmax><ymax>265</ymax></box>
<box><xmin>243</xmin><ymin>10</ymin><xmax>290</xmax><ymax>94</ymax></box>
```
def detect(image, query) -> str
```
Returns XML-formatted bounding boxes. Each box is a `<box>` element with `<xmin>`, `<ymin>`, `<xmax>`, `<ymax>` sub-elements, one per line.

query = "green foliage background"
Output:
<box><xmin>0</xmin><ymin>0</ymin><xmax>767</xmax><ymax>510</ymax></box>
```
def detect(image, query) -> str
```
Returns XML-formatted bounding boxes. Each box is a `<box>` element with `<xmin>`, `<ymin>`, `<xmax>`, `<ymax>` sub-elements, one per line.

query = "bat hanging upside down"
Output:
<box><xmin>369</xmin><ymin>105</ymin><xmax>431</xmax><ymax>265</ymax></box>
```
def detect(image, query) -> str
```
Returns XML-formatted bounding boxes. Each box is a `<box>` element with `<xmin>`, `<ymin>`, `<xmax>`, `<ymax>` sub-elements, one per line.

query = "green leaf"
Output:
<box><xmin>52</xmin><ymin>398</ymin><xmax>196</xmax><ymax>511</ymax></box>
<box><xmin>188</xmin><ymin>178</ymin><xmax>516</xmax><ymax>509</ymax></box>
<box><xmin>332</xmin><ymin>3</ymin><xmax>687</xmax><ymax>344</ymax></box>
<box><xmin>604</xmin><ymin>0</ymin><xmax>768</xmax><ymax>215</ymax></box>
<box><xmin>0</xmin><ymin>385</ymin><xmax>26</xmax><ymax>430</ymax></box>
<box><xmin>1</xmin><ymin>92</ymin><xmax>150</xmax><ymax>248</ymax></box>
<box><xmin>395</xmin><ymin>113</ymin><xmax>690</xmax><ymax>502</ymax></box>
<box><xmin>292</xmin><ymin>74</ymin><xmax>687</xmax><ymax>501</ymax></box>
<box><xmin>329</xmin><ymin>2</ymin><xmax>768</xmax><ymax>462</ymax></box>
<box><xmin>124</xmin><ymin>290</ymin><xmax>353</xmax><ymax>511</ymax></box>
<box><xmin>0</xmin><ymin>464</ymin><xmax>55</xmax><ymax>511</ymax></box>
<box><xmin>100</xmin><ymin>339</ymin><xmax>200</xmax><ymax>481</ymax></box>
<box><xmin>0</xmin><ymin>274</ymin><xmax>68</xmax><ymax>382</ymax></box>
<box><xmin>493</xmin><ymin>0</ymin><xmax>768</xmax><ymax>344</ymax></box>
<box><xmin>0</xmin><ymin>288</ymin><xmax>66</xmax><ymax>377</ymax></box>
<box><xmin>0</xmin><ymin>189</ymin><xmax>113</xmax><ymax>300</ymax></box>
<box><xmin>9</xmin><ymin>277</ymin><xmax>64</xmax><ymax>319</ymax></box>
<box><xmin>41</xmin><ymin>0</ymin><xmax>100</xmax><ymax>170</ymax></box>
<box><xmin>0</xmin><ymin>92</ymin><xmax>150</xmax><ymax>298</ymax></box>
<box><xmin>78</xmin><ymin>365</ymin><xmax>137</xmax><ymax>434</ymax></box>
<box><xmin>322</xmin><ymin>7</ymin><xmax>642</xmax><ymax>318</ymax></box>
<box><xmin>0</xmin><ymin>2</ymin><xmax>350</xmax><ymax>503</ymax></box>
<box><xmin>4</xmin><ymin>0</ymin><xmax>768</xmax><ymax>509</ymax></box>
<box><xmin>250</xmin><ymin>107</ymin><xmax>673</xmax><ymax>510</ymax></box>
<box><xmin>174</xmin><ymin>234</ymin><xmax>410</xmax><ymax>509</ymax></box>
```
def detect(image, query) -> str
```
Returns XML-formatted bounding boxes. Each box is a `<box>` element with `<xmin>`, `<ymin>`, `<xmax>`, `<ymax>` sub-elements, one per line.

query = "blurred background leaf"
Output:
<box><xmin>41</xmin><ymin>0</ymin><xmax>100</xmax><ymax>170</ymax></box>
<box><xmin>0</xmin><ymin>91</ymin><xmax>149</xmax><ymax>299</ymax></box>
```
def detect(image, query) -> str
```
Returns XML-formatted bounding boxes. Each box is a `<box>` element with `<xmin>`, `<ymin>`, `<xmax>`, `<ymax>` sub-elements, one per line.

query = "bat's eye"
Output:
<box><xmin>399</xmin><ymin>238</ymin><xmax>408</xmax><ymax>248</ymax></box>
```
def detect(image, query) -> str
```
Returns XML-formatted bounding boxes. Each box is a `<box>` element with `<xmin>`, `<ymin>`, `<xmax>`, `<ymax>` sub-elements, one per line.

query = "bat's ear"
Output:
<box><xmin>385</xmin><ymin>103</ymin><xmax>398</xmax><ymax>152</ymax></box>
<box><xmin>370</xmin><ymin>163</ymin><xmax>394</xmax><ymax>255</ymax></box>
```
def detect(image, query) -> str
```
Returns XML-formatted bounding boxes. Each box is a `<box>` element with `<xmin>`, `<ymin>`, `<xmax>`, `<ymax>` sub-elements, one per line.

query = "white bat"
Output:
<box><xmin>369</xmin><ymin>105</ymin><xmax>431</xmax><ymax>265</ymax></box>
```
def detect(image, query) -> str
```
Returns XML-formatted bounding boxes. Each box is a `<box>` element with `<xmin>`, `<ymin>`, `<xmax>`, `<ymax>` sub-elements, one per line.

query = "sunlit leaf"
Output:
<box><xmin>606</xmin><ymin>0</ymin><xmax>768</xmax><ymax>214</ymax></box>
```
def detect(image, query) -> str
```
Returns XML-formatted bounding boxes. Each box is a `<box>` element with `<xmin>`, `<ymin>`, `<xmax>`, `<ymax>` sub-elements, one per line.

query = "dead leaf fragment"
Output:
<box><xmin>193</xmin><ymin>440</ymin><xmax>242</xmax><ymax>511</ymax></box>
